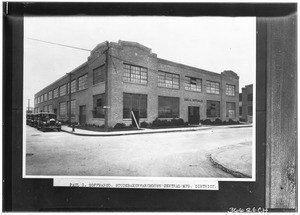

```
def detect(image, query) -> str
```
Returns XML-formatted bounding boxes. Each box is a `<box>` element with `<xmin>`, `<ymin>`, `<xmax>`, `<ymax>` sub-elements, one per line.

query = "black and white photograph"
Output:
<box><xmin>24</xmin><ymin>16</ymin><xmax>255</xmax><ymax>182</ymax></box>
<box><xmin>3</xmin><ymin>2</ymin><xmax>297</xmax><ymax>212</ymax></box>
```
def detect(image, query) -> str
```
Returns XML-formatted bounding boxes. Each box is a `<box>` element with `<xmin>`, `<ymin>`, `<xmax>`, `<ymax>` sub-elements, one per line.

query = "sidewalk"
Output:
<box><xmin>61</xmin><ymin>125</ymin><xmax>212</xmax><ymax>136</ymax></box>
<box><xmin>209</xmin><ymin>142</ymin><xmax>252</xmax><ymax>178</ymax></box>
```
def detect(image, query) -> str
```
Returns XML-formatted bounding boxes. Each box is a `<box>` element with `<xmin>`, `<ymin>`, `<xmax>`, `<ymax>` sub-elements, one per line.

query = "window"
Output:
<box><xmin>48</xmin><ymin>91</ymin><xmax>53</xmax><ymax>100</ymax></box>
<box><xmin>206</xmin><ymin>81</ymin><xmax>220</xmax><ymax>94</ymax></box>
<box><xmin>67</xmin><ymin>100</ymin><xmax>76</xmax><ymax>117</ymax></box>
<box><xmin>248</xmin><ymin>106</ymin><xmax>253</xmax><ymax>115</ymax></box>
<box><xmin>239</xmin><ymin>107</ymin><xmax>242</xmax><ymax>115</ymax></box>
<box><xmin>226</xmin><ymin>102</ymin><xmax>236</xmax><ymax>118</ymax></box>
<box><xmin>93</xmin><ymin>65</ymin><xmax>106</xmax><ymax>85</ymax></box>
<box><xmin>247</xmin><ymin>94</ymin><xmax>253</xmax><ymax>101</ymax></box>
<box><xmin>158</xmin><ymin>71</ymin><xmax>180</xmax><ymax>89</ymax></box>
<box><xmin>207</xmin><ymin>100</ymin><xmax>220</xmax><ymax>118</ymax></box>
<box><xmin>226</xmin><ymin>84</ymin><xmax>236</xmax><ymax>96</ymax></box>
<box><xmin>93</xmin><ymin>94</ymin><xmax>105</xmax><ymax>118</ymax></box>
<box><xmin>53</xmin><ymin>88</ymin><xmax>59</xmax><ymax>98</ymax></box>
<box><xmin>123</xmin><ymin>93</ymin><xmax>147</xmax><ymax>119</ymax></box>
<box><xmin>67</xmin><ymin>80</ymin><xmax>77</xmax><ymax>94</ymax></box>
<box><xmin>44</xmin><ymin>93</ymin><xmax>48</xmax><ymax>101</ymax></box>
<box><xmin>37</xmin><ymin>97</ymin><xmax>40</xmax><ymax>104</ymax></box>
<box><xmin>123</xmin><ymin>64</ymin><xmax>148</xmax><ymax>84</ymax></box>
<box><xmin>185</xmin><ymin>77</ymin><xmax>202</xmax><ymax>92</ymax></box>
<box><xmin>60</xmin><ymin>84</ymin><xmax>67</xmax><ymax>96</ymax></box>
<box><xmin>48</xmin><ymin>104</ymin><xmax>53</xmax><ymax>113</ymax></box>
<box><xmin>43</xmin><ymin>106</ymin><xmax>48</xmax><ymax>112</ymax></box>
<box><xmin>59</xmin><ymin>102</ymin><xmax>67</xmax><ymax>117</ymax></box>
<box><xmin>40</xmin><ymin>95</ymin><xmax>43</xmax><ymax>103</ymax></box>
<box><xmin>78</xmin><ymin>74</ymin><xmax>88</xmax><ymax>90</ymax></box>
<box><xmin>158</xmin><ymin>96</ymin><xmax>179</xmax><ymax>118</ymax></box>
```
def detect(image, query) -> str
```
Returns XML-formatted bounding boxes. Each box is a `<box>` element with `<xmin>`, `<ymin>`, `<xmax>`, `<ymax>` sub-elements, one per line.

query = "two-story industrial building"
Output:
<box><xmin>34</xmin><ymin>40</ymin><xmax>239</xmax><ymax>127</ymax></box>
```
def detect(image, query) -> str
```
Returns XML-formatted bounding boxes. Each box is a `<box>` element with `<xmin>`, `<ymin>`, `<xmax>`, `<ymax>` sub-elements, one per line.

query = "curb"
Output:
<box><xmin>209</xmin><ymin>154</ymin><xmax>250</xmax><ymax>178</ymax></box>
<box><xmin>61</xmin><ymin>127</ymin><xmax>212</xmax><ymax>137</ymax></box>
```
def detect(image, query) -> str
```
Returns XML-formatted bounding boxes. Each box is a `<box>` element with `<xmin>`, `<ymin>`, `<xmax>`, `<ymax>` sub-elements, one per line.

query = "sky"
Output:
<box><xmin>24</xmin><ymin>16</ymin><xmax>255</xmax><ymax>108</ymax></box>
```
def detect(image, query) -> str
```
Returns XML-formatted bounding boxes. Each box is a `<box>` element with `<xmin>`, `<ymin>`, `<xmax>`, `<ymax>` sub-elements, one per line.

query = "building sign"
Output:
<box><xmin>184</xmin><ymin>98</ymin><xmax>203</xmax><ymax>103</ymax></box>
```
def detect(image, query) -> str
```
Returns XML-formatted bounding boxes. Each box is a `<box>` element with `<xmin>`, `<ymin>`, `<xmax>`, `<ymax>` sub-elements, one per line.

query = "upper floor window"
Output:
<box><xmin>158</xmin><ymin>71</ymin><xmax>180</xmax><ymax>89</ymax></box>
<box><xmin>37</xmin><ymin>97</ymin><xmax>40</xmax><ymax>104</ymax></box>
<box><xmin>226</xmin><ymin>84</ymin><xmax>236</xmax><ymax>96</ymax></box>
<box><xmin>60</xmin><ymin>84</ymin><xmax>67</xmax><ymax>96</ymax></box>
<box><xmin>48</xmin><ymin>91</ymin><xmax>53</xmax><ymax>100</ymax></box>
<box><xmin>67</xmin><ymin>80</ymin><xmax>77</xmax><ymax>94</ymax></box>
<box><xmin>185</xmin><ymin>76</ymin><xmax>202</xmax><ymax>92</ymax></box>
<box><xmin>93</xmin><ymin>65</ymin><xmax>106</xmax><ymax>85</ymax></box>
<box><xmin>206</xmin><ymin>81</ymin><xmax>220</xmax><ymax>94</ymax></box>
<box><xmin>53</xmin><ymin>88</ymin><xmax>59</xmax><ymax>98</ymax></box>
<box><xmin>123</xmin><ymin>64</ymin><xmax>148</xmax><ymax>85</ymax></box>
<box><xmin>44</xmin><ymin>93</ymin><xmax>48</xmax><ymax>101</ymax></box>
<box><xmin>40</xmin><ymin>95</ymin><xmax>43</xmax><ymax>103</ymax></box>
<box><xmin>78</xmin><ymin>74</ymin><xmax>88</xmax><ymax>90</ymax></box>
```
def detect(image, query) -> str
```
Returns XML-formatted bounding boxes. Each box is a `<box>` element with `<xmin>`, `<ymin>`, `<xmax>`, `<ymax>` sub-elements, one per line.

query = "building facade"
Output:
<box><xmin>239</xmin><ymin>84</ymin><xmax>253</xmax><ymax>122</ymax></box>
<box><xmin>34</xmin><ymin>40</ymin><xmax>239</xmax><ymax>127</ymax></box>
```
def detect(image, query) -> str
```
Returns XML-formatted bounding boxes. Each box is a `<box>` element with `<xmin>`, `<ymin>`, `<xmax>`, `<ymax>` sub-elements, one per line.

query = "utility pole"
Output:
<box><xmin>68</xmin><ymin>72</ymin><xmax>72</xmax><ymax>126</ymax></box>
<box><xmin>104</xmin><ymin>41</ymin><xmax>109</xmax><ymax>131</ymax></box>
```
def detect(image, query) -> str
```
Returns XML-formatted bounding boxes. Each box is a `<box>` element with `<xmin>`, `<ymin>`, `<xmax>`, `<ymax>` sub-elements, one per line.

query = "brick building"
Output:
<box><xmin>239</xmin><ymin>84</ymin><xmax>253</xmax><ymax>122</ymax></box>
<box><xmin>34</xmin><ymin>40</ymin><xmax>239</xmax><ymax>127</ymax></box>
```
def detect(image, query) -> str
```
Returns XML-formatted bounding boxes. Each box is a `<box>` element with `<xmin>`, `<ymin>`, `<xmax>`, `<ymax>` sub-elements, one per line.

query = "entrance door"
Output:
<box><xmin>188</xmin><ymin>106</ymin><xmax>200</xmax><ymax>124</ymax></box>
<box><xmin>79</xmin><ymin>105</ymin><xmax>86</xmax><ymax>125</ymax></box>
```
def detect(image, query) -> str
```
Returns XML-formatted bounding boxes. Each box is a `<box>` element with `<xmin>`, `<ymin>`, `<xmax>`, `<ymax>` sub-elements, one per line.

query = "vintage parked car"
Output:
<box><xmin>26</xmin><ymin>113</ymin><xmax>37</xmax><ymax>127</ymax></box>
<box><xmin>36</xmin><ymin>112</ymin><xmax>61</xmax><ymax>132</ymax></box>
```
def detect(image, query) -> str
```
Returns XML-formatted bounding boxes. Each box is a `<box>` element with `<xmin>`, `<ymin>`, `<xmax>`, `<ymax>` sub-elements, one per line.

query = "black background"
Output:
<box><xmin>3</xmin><ymin>2</ymin><xmax>297</xmax><ymax>212</ymax></box>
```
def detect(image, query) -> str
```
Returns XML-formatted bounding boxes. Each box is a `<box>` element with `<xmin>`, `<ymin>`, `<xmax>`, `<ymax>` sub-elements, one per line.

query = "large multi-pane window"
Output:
<box><xmin>67</xmin><ymin>100</ymin><xmax>76</xmax><ymax>117</ymax></box>
<box><xmin>123</xmin><ymin>64</ymin><xmax>148</xmax><ymax>84</ymax></box>
<box><xmin>123</xmin><ymin>93</ymin><xmax>147</xmax><ymax>119</ymax></box>
<box><xmin>158</xmin><ymin>96</ymin><xmax>179</xmax><ymax>118</ymax></box>
<box><xmin>43</xmin><ymin>106</ymin><xmax>48</xmax><ymax>112</ymax></box>
<box><xmin>40</xmin><ymin>95</ymin><xmax>43</xmax><ymax>103</ymax></box>
<box><xmin>67</xmin><ymin>80</ymin><xmax>77</xmax><ymax>94</ymax></box>
<box><xmin>78</xmin><ymin>74</ymin><xmax>88</xmax><ymax>90</ymax></box>
<box><xmin>185</xmin><ymin>76</ymin><xmax>202</xmax><ymax>92</ymax></box>
<box><xmin>60</xmin><ymin>84</ymin><xmax>67</xmax><ymax>96</ymax></box>
<box><xmin>226</xmin><ymin>102</ymin><xmax>236</xmax><ymax>118</ymax></box>
<box><xmin>44</xmin><ymin>93</ymin><xmax>48</xmax><ymax>101</ymax></box>
<box><xmin>48</xmin><ymin>104</ymin><xmax>53</xmax><ymax>113</ymax></box>
<box><xmin>158</xmin><ymin>71</ymin><xmax>180</xmax><ymax>89</ymax></box>
<box><xmin>48</xmin><ymin>91</ymin><xmax>53</xmax><ymax>100</ymax></box>
<box><xmin>206</xmin><ymin>81</ymin><xmax>220</xmax><ymax>94</ymax></box>
<box><xmin>59</xmin><ymin>102</ymin><xmax>67</xmax><ymax>117</ymax></box>
<box><xmin>93</xmin><ymin>94</ymin><xmax>105</xmax><ymax>118</ymax></box>
<box><xmin>206</xmin><ymin>100</ymin><xmax>220</xmax><ymax>118</ymax></box>
<box><xmin>247</xmin><ymin>94</ymin><xmax>253</xmax><ymax>101</ymax></box>
<box><xmin>53</xmin><ymin>88</ymin><xmax>59</xmax><ymax>98</ymax></box>
<box><xmin>226</xmin><ymin>84</ymin><xmax>236</xmax><ymax>96</ymax></box>
<box><xmin>93</xmin><ymin>65</ymin><xmax>106</xmax><ymax>85</ymax></box>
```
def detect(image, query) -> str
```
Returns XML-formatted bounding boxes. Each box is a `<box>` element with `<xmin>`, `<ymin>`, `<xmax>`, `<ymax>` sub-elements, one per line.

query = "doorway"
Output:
<box><xmin>188</xmin><ymin>106</ymin><xmax>200</xmax><ymax>124</ymax></box>
<box><xmin>79</xmin><ymin>105</ymin><xmax>86</xmax><ymax>125</ymax></box>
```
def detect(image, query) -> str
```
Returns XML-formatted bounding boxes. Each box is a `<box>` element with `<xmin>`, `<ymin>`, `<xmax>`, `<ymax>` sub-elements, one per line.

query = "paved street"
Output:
<box><xmin>25</xmin><ymin>126</ymin><xmax>252</xmax><ymax>178</ymax></box>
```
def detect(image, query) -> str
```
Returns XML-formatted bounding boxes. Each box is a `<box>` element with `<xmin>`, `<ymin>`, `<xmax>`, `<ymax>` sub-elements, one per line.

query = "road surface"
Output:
<box><xmin>25</xmin><ymin>125</ymin><xmax>252</xmax><ymax>178</ymax></box>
